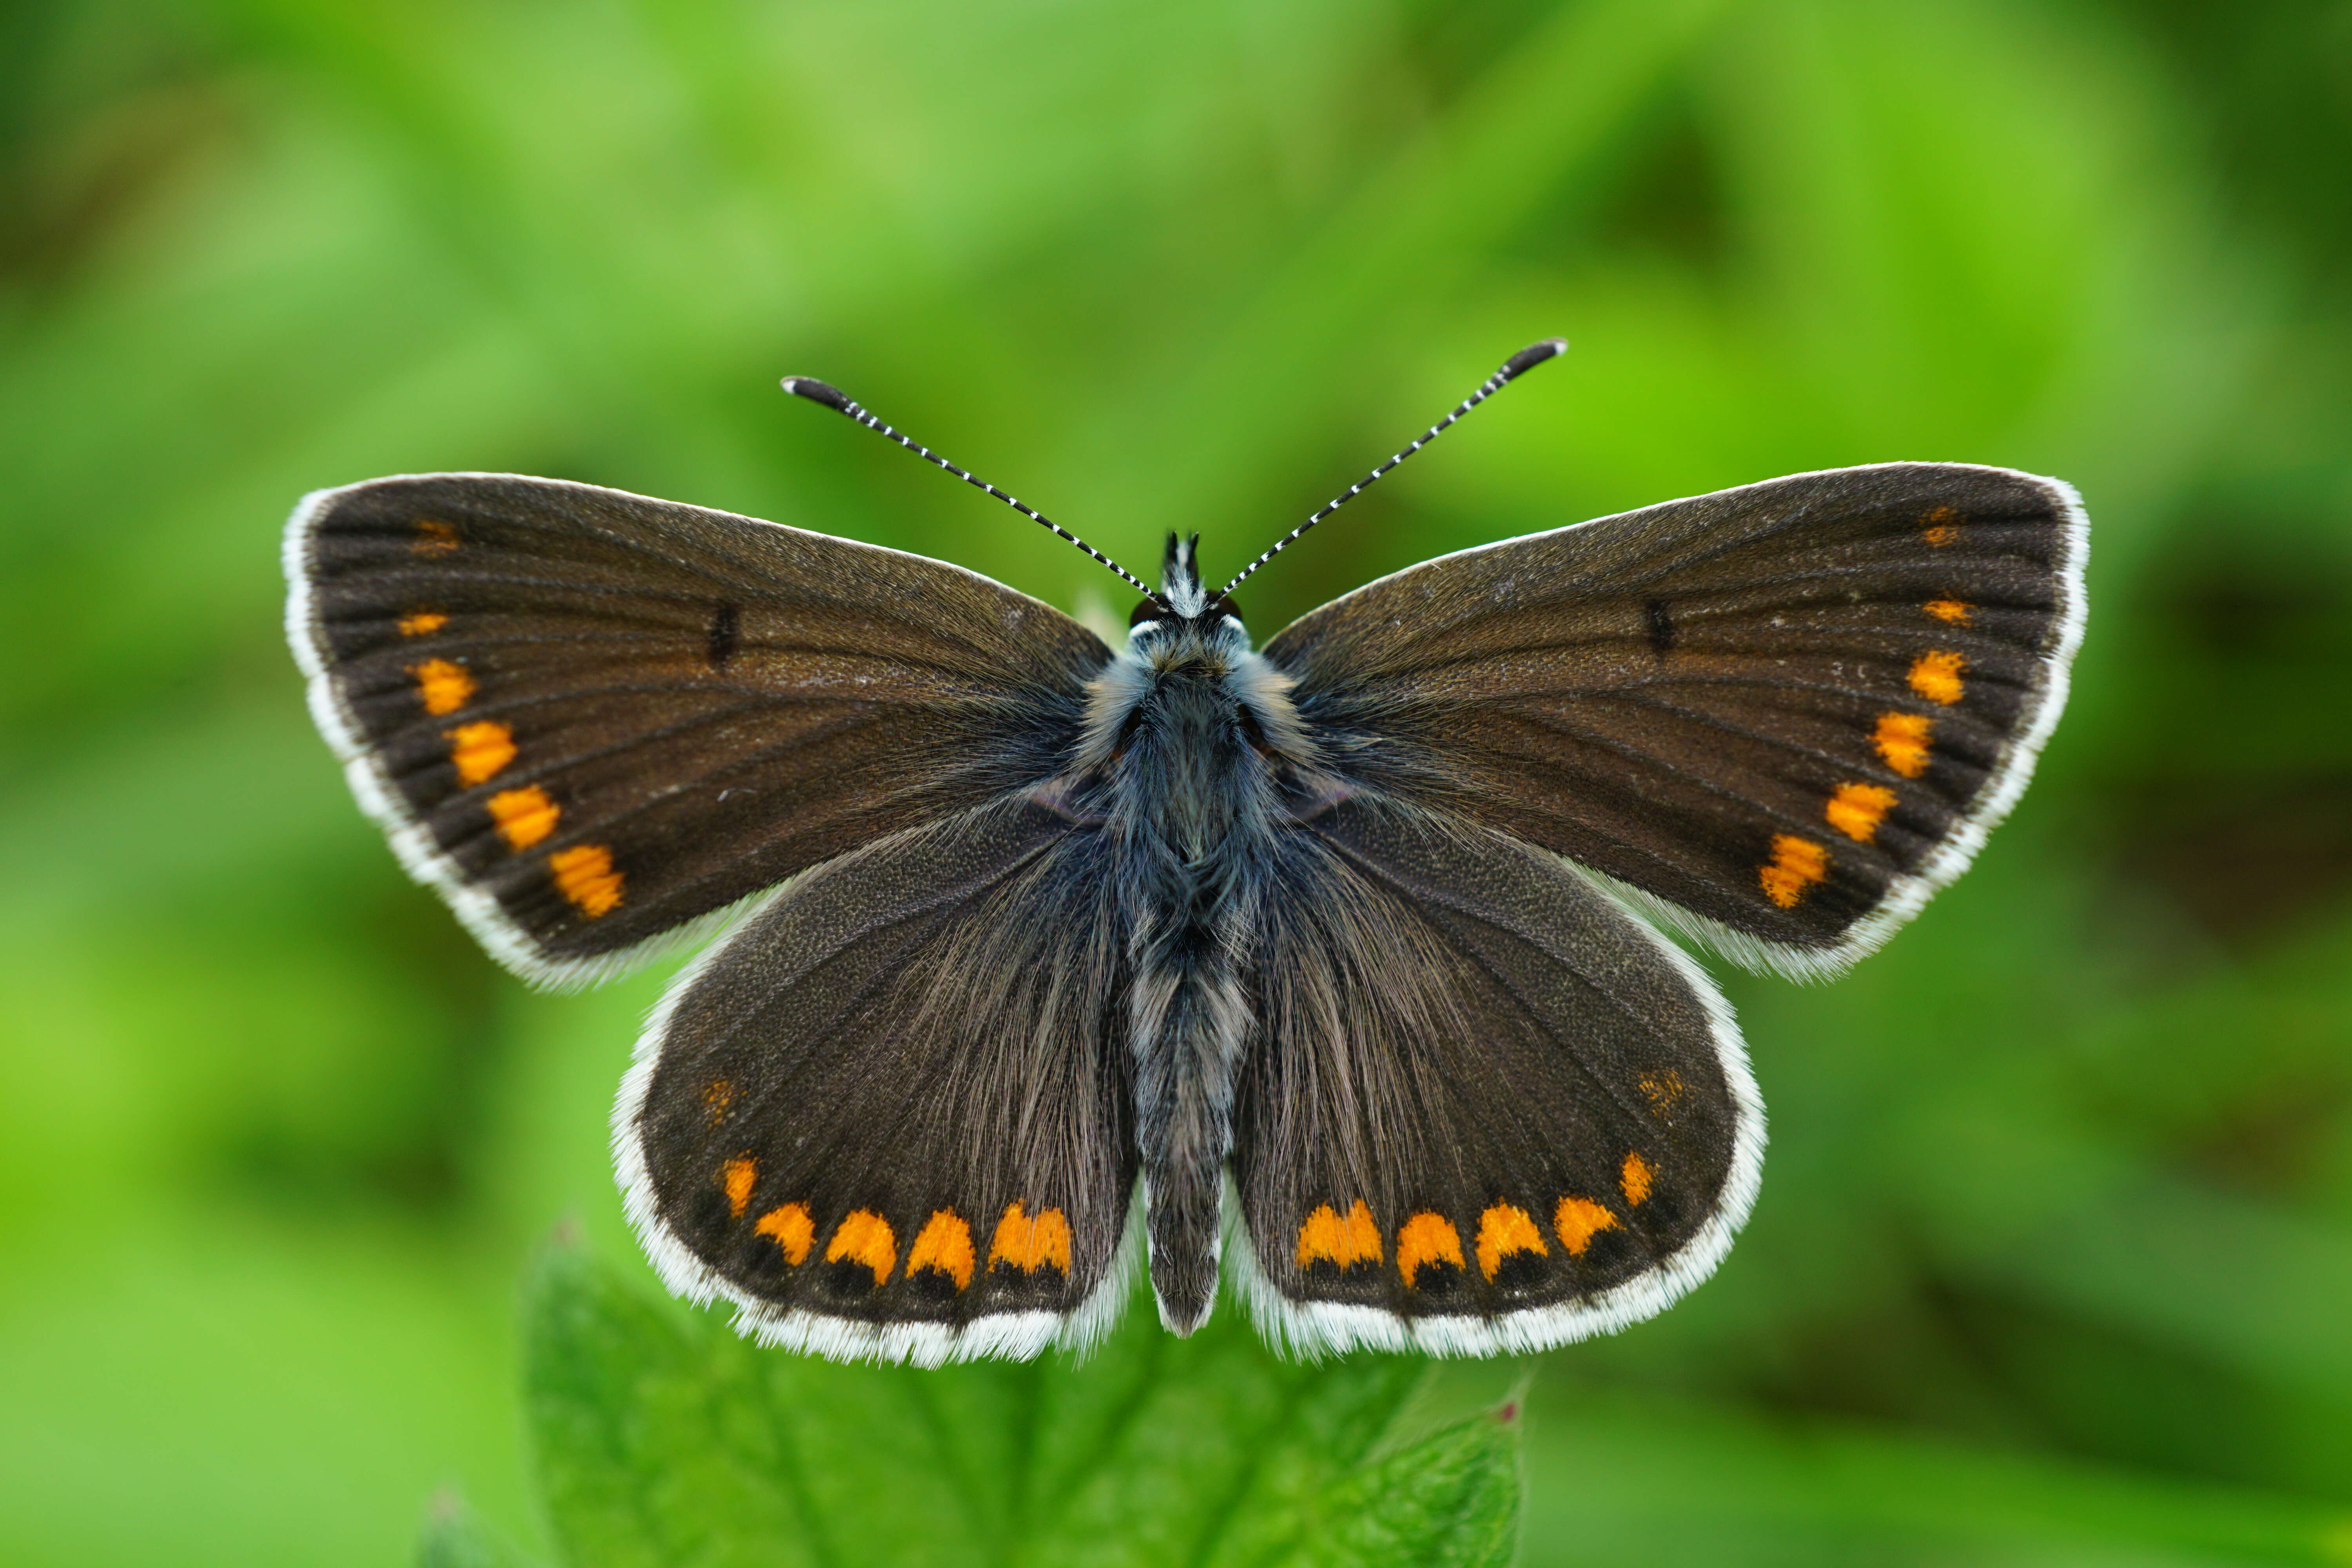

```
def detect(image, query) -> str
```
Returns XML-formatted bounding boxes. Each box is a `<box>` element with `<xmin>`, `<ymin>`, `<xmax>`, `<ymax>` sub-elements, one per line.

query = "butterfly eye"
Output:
<box><xmin>1130</xmin><ymin>598</ymin><xmax>1171</xmax><ymax>628</ymax></box>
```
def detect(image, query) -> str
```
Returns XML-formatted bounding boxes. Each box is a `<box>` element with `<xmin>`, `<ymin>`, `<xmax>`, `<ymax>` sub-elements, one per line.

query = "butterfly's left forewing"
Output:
<box><xmin>1229</xmin><ymin>801</ymin><xmax>1760</xmax><ymax>1355</ymax></box>
<box><xmin>287</xmin><ymin>473</ymin><xmax>1109</xmax><ymax>986</ymax></box>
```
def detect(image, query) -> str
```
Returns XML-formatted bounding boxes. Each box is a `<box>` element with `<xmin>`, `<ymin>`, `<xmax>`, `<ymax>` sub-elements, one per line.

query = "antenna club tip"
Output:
<box><xmin>1501</xmin><ymin>338</ymin><xmax>1570</xmax><ymax>379</ymax></box>
<box><xmin>779</xmin><ymin>376</ymin><xmax>853</xmax><ymax>412</ymax></box>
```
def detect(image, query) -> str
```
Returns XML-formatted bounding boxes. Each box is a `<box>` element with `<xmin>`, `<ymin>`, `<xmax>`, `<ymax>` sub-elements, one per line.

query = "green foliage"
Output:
<box><xmin>507</xmin><ymin>1238</ymin><xmax>1515</xmax><ymax>1568</ymax></box>
<box><xmin>4</xmin><ymin>0</ymin><xmax>2351</xmax><ymax>1564</ymax></box>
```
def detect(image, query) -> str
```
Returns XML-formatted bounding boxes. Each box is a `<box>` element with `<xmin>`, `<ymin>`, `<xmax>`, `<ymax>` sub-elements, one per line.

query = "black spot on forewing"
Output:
<box><xmin>707</xmin><ymin>601</ymin><xmax>740</xmax><ymax>668</ymax></box>
<box><xmin>1646</xmin><ymin>598</ymin><xmax>1674</xmax><ymax>655</ymax></box>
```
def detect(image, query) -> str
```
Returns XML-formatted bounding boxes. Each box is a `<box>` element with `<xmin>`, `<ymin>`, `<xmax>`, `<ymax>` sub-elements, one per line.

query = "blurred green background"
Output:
<box><xmin>5</xmin><ymin>0</ymin><xmax>2350</xmax><ymax>1562</ymax></box>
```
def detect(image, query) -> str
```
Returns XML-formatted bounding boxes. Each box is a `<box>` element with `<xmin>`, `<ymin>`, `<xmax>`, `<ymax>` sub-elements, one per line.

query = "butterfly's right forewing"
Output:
<box><xmin>1261</xmin><ymin>463</ymin><xmax>2084</xmax><ymax>977</ymax></box>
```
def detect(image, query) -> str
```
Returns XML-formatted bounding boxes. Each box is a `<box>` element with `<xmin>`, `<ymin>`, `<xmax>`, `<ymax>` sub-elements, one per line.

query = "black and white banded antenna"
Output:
<box><xmin>780</xmin><ymin>375</ymin><xmax>1162</xmax><ymax>606</ymax></box>
<box><xmin>1214</xmin><ymin>337</ymin><xmax>1568</xmax><ymax>602</ymax></box>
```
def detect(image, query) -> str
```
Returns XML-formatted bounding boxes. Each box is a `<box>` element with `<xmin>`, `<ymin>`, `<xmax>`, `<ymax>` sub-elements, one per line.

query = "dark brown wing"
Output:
<box><xmin>1229</xmin><ymin>801</ymin><xmax>1760</xmax><ymax>1354</ymax></box>
<box><xmin>617</xmin><ymin>799</ymin><xmax>1136</xmax><ymax>1364</ymax></box>
<box><xmin>1260</xmin><ymin>463</ymin><xmax>2085</xmax><ymax>976</ymax></box>
<box><xmin>285</xmin><ymin>473</ymin><xmax>1110</xmax><ymax>985</ymax></box>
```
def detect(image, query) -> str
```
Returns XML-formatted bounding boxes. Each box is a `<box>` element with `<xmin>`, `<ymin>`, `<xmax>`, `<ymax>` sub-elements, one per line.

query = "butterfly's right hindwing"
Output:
<box><xmin>617</xmin><ymin>799</ymin><xmax>1138</xmax><ymax>1365</ymax></box>
<box><xmin>1229</xmin><ymin>801</ymin><xmax>1760</xmax><ymax>1355</ymax></box>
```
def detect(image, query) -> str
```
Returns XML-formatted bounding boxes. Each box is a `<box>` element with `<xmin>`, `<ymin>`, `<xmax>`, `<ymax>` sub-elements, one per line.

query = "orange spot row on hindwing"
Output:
<box><xmin>1920</xmin><ymin>505</ymin><xmax>1961</xmax><ymax>547</ymax></box>
<box><xmin>399</xmin><ymin>610</ymin><xmax>448</xmax><ymax>637</ymax></box>
<box><xmin>736</xmin><ymin>1190</ymin><xmax>1072</xmax><ymax>1293</ymax></box>
<box><xmin>1307</xmin><ymin>1166</ymin><xmax>1657</xmax><ymax>1286</ymax></box>
<box><xmin>412</xmin><ymin>518</ymin><xmax>461</xmax><ymax>557</ymax></box>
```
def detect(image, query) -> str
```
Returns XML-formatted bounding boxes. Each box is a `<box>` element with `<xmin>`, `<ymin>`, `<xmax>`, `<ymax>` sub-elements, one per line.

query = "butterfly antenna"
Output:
<box><xmin>1214</xmin><ymin>337</ymin><xmax>1568</xmax><ymax>601</ymax></box>
<box><xmin>780</xmin><ymin>376</ymin><xmax>1162</xmax><ymax>605</ymax></box>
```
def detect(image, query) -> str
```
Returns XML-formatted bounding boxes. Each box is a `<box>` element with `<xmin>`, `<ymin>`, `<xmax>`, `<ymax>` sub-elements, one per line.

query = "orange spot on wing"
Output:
<box><xmin>408</xmin><ymin>657</ymin><xmax>474</xmax><ymax>716</ymax></box>
<box><xmin>1825</xmin><ymin>781</ymin><xmax>1898</xmax><ymax>843</ymax></box>
<box><xmin>1908</xmin><ymin>649</ymin><xmax>1966</xmax><ymax>705</ymax></box>
<box><xmin>398</xmin><ymin>610</ymin><xmax>448</xmax><ymax>637</ymax></box>
<box><xmin>1759</xmin><ymin>834</ymin><xmax>1829</xmax><ymax>909</ymax></box>
<box><xmin>721</xmin><ymin>1156</ymin><xmax>756</xmax><ymax>1218</ymax></box>
<box><xmin>703</xmin><ymin>1079</ymin><xmax>736</xmax><ymax>1121</ymax></box>
<box><xmin>1921</xmin><ymin>506</ymin><xmax>1961</xmax><ymax>546</ymax></box>
<box><xmin>907</xmin><ymin>1210</ymin><xmax>977</xmax><ymax>1290</ymax></box>
<box><xmin>1554</xmin><ymin>1196</ymin><xmax>1619</xmax><ymax>1256</ymax></box>
<box><xmin>987</xmin><ymin>1202</ymin><xmax>1073</xmax><ymax>1274</ymax></box>
<box><xmin>488</xmin><ymin>785</ymin><xmax>560</xmax><ymax>849</ymax></box>
<box><xmin>1474</xmin><ymin>1203</ymin><xmax>1547</xmax><ymax>1281</ymax></box>
<box><xmin>412</xmin><ymin>519</ymin><xmax>460</xmax><ymax>556</ymax></box>
<box><xmin>1396</xmin><ymin>1212</ymin><xmax>1465</xmax><ymax>1287</ymax></box>
<box><xmin>1296</xmin><ymin>1200</ymin><xmax>1383</xmax><ymax>1269</ymax></box>
<box><xmin>825</xmin><ymin>1209</ymin><xmax>897</xmax><ymax>1286</ymax></box>
<box><xmin>754</xmin><ymin>1202</ymin><xmax>814</xmax><ymax>1264</ymax></box>
<box><xmin>1621</xmin><ymin>1153</ymin><xmax>1653</xmax><ymax>1207</ymax></box>
<box><xmin>445</xmin><ymin>720</ymin><xmax>515</xmax><ymax>786</ymax></box>
<box><xmin>1924</xmin><ymin>599</ymin><xmax>1972</xmax><ymax>625</ymax></box>
<box><xmin>548</xmin><ymin>844</ymin><xmax>623</xmax><ymax>916</ymax></box>
<box><xmin>1873</xmin><ymin>711</ymin><xmax>1934</xmax><ymax>778</ymax></box>
<box><xmin>1638</xmin><ymin>1070</ymin><xmax>1685</xmax><ymax>1111</ymax></box>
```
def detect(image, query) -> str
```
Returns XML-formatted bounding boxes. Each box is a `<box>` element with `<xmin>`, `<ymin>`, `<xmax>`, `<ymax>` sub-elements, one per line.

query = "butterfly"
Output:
<box><xmin>284</xmin><ymin>339</ymin><xmax>2085</xmax><ymax>1365</ymax></box>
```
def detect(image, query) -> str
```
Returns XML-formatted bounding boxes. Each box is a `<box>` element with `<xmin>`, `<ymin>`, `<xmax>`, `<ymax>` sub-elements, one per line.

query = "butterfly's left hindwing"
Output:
<box><xmin>1229</xmin><ymin>801</ymin><xmax>1760</xmax><ymax>1355</ymax></box>
<box><xmin>619</xmin><ymin>799</ymin><xmax>1138</xmax><ymax>1365</ymax></box>
<box><xmin>286</xmin><ymin>473</ymin><xmax>1109</xmax><ymax>985</ymax></box>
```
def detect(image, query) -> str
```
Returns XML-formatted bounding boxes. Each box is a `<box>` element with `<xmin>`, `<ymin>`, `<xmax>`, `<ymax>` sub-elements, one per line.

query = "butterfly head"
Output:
<box><xmin>1129</xmin><ymin>533</ymin><xmax>1244</xmax><ymax>652</ymax></box>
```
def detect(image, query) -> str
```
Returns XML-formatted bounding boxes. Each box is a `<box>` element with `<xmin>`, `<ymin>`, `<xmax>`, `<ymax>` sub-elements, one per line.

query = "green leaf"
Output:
<box><xmin>521</xmin><ymin>1237</ymin><xmax>1521</xmax><ymax>1568</ymax></box>
<box><xmin>416</xmin><ymin>1491</ymin><xmax>544</xmax><ymax>1568</ymax></box>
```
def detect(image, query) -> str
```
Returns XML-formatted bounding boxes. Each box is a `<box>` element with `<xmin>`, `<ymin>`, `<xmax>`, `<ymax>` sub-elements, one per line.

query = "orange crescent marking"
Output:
<box><xmin>1924</xmin><ymin>599</ymin><xmax>1972</xmax><ymax>625</ymax></box>
<box><xmin>412</xmin><ymin>519</ymin><xmax>460</xmax><ymax>556</ymax></box>
<box><xmin>825</xmin><ymin>1209</ymin><xmax>897</xmax><ymax>1286</ymax></box>
<box><xmin>754</xmin><ymin>1203</ymin><xmax>814</xmax><ymax>1265</ymax></box>
<box><xmin>1474</xmin><ymin>1204</ymin><xmax>1548</xmax><ymax>1281</ymax></box>
<box><xmin>906</xmin><ymin>1210</ymin><xmax>978</xmax><ymax>1290</ymax></box>
<box><xmin>1396</xmin><ymin>1212</ymin><xmax>1465</xmax><ymax>1288</ymax></box>
<box><xmin>987</xmin><ymin>1202</ymin><xmax>1074</xmax><ymax>1274</ymax></box>
<box><xmin>1621</xmin><ymin>1153</ymin><xmax>1654</xmax><ymax>1207</ymax></box>
<box><xmin>1296</xmin><ymin>1200</ymin><xmax>1383</xmax><ymax>1269</ymax></box>
<box><xmin>1554</xmin><ymin>1196</ymin><xmax>1619</xmax><ymax>1256</ymax></box>
<box><xmin>398</xmin><ymin>610</ymin><xmax>448</xmax><ymax>637</ymax></box>
<box><xmin>720</xmin><ymin>1157</ymin><xmax>756</xmax><ymax>1218</ymax></box>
